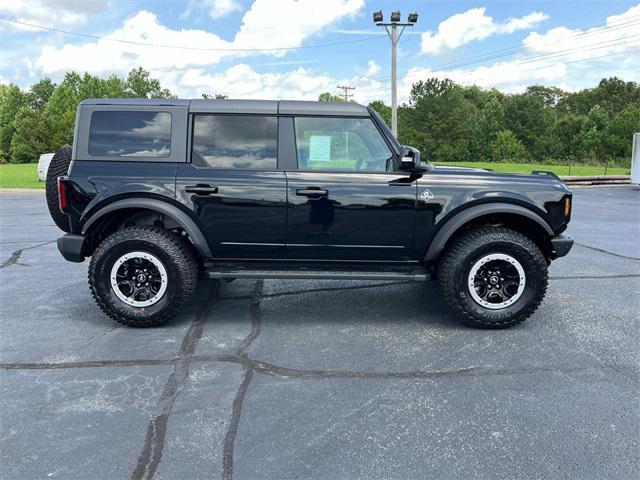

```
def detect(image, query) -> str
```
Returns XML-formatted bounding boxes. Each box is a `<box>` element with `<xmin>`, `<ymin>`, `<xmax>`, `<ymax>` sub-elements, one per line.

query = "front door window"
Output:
<box><xmin>294</xmin><ymin>117</ymin><xmax>394</xmax><ymax>172</ymax></box>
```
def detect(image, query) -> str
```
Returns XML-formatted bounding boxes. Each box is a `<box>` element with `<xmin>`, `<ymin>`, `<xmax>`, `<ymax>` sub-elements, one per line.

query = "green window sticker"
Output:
<box><xmin>309</xmin><ymin>135</ymin><xmax>331</xmax><ymax>163</ymax></box>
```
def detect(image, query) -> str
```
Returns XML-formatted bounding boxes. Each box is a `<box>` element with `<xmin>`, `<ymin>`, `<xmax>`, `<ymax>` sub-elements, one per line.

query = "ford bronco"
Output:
<box><xmin>47</xmin><ymin>99</ymin><xmax>573</xmax><ymax>328</ymax></box>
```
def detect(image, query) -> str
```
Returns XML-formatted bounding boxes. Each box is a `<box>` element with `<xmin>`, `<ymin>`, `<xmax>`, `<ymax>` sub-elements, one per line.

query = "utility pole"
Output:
<box><xmin>373</xmin><ymin>10</ymin><xmax>418</xmax><ymax>138</ymax></box>
<box><xmin>336</xmin><ymin>84</ymin><xmax>355</xmax><ymax>102</ymax></box>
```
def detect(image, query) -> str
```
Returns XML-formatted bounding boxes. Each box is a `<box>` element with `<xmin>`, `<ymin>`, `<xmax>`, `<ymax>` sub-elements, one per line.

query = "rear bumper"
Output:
<box><xmin>57</xmin><ymin>233</ymin><xmax>86</xmax><ymax>263</ymax></box>
<box><xmin>550</xmin><ymin>234</ymin><xmax>574</xmax><ymax>258</ymax></box>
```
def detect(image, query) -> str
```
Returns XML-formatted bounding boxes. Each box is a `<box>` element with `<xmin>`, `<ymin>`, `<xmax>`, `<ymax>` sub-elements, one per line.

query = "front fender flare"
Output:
<box><xmin>424</xmin><ymin>203</ymin><xmax>554</xmax><ymax>261</ymax></box>
<box><xmin>81</xmin><ymin>198</ymin><xmax>212</xmax><ymax>258</ymax></box>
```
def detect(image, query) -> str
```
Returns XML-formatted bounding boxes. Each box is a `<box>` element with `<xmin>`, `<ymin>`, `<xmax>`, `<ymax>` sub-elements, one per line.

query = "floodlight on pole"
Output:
<box><xmin>373</xmin><ymin>9</ymin><xmax>417</xmax><ymax>138</ymax></box>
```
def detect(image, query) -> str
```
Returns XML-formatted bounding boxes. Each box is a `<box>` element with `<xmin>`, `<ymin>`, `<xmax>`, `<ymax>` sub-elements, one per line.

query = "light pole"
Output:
<box><xmin>373</xmin><ymin>10</ymin><xmax>418</xmax><ymax>138</ymax></box>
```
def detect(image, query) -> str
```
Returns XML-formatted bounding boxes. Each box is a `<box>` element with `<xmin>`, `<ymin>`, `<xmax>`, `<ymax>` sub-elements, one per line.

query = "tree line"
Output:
<box><xmin>1</xmin><ymin>67</ymin><xmax>638</xmax><ymax>166</ymax></box>
<box><xmin>365</xmin><ymin>77</ymin><xmax>639</xmax><ymax>167</ymax></box>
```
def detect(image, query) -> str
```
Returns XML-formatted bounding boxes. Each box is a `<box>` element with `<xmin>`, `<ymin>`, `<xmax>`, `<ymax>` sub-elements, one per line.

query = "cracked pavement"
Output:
<box><xmin>0</xmin><ymin>186</ymin><xmax>639</xmax><ymax>480</ymax></box>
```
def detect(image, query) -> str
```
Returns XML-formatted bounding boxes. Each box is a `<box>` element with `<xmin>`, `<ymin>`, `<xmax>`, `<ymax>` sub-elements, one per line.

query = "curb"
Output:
<box><xmin>561</xmin><ymin>175</ymin><xmax>631</xmax><ymax>186</ymax></box>
<box><xmin>0</xmin><ymin>188</ymin><xmax>45</xmax><ymax>194</ymax></box>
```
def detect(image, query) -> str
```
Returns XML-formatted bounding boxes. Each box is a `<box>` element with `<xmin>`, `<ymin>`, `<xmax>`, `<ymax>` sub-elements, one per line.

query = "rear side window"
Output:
<box><xmin>88</xmin><ymin>111</ymin><xmax>172</xmax><ymax>157</ymax></box>
<box><xmin>192</xmin><ymin>115</ymin><xmax>277</xmax><ymax>169</ymax></box>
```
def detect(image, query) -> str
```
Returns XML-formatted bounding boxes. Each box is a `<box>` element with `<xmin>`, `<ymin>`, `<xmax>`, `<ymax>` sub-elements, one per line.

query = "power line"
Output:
<box><xmin>356</xmin><ymin>44</ymin><xmax>639</xmax><ymax>97</ymax></box>
<box><xmin>350</xmin><ymin>15</ymin><xmax>640</xmax><ymax>88</ymax></box>
<box><xmin>354</xmin><ymin>32</ymin><xmax>640</xmax><ymax>95</ymax></box>
<box><xmin>336</xmin><ymin>85</ymin><xmax>355</xmax><ymax>101</ymax></box>
<box><xmin>0</xmin><ymin>16</ymin><xmax>386</xmax><ymax>51</ymax></box>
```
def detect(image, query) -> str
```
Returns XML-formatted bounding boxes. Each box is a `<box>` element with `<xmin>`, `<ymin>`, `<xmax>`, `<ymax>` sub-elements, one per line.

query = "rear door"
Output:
<box><xmin>175</xmin><ymin>113</ymin><xmax>287</xmax><ymax>259</ymax></box>
<box><xmin>285</xmin><ymin>116</ymin><xmax>417</xmax><ymax>261</ymax></box>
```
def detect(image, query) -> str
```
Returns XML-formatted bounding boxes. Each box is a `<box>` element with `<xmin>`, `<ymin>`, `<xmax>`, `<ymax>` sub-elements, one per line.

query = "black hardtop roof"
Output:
<box><xmin>79</xmin><ymin>98</ymin><xmax>370</xmax><ymax>116</ymax></box>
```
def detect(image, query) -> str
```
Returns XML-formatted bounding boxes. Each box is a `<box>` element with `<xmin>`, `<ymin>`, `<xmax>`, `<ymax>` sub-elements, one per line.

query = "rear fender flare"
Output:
<box><xmin>424</xmin><ymin>203</ymin><xmax>554</xmax><ymax>261</ymax></box>
<box><xmin>82</xmin><ymin>198</ymin><xmax>212</xmax><ymax>257</ymax></box>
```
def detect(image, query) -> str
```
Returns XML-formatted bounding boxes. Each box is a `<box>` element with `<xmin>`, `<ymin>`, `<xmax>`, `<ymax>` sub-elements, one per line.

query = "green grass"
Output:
<box><xmin>433</xmin><ymin>161</ymin><xmax>630</xmax><ymax>176</ymax></box>
<box><xmin>0</xmin><ymin>163</ymin><xmax>44</xmax><ymax>189</ymax></box>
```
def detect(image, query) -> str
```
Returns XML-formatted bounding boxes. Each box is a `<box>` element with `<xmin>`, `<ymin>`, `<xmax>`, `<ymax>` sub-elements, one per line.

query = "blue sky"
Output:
<box><xmin>1</xmin><ymin>0</ymin><xmax>638</xmax><ymax>103</ymax></box>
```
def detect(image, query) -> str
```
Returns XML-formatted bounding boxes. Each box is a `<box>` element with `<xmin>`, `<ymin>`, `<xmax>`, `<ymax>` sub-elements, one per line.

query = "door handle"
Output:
<box><xmin>185</xmin><ymin>184</ymin><xmax>219</xmax><ymax>195</ymax></box>
<box><xmin>296</xmin><ymin>188</ymin><xmax>328</xmax><ymax>198</ymax></box>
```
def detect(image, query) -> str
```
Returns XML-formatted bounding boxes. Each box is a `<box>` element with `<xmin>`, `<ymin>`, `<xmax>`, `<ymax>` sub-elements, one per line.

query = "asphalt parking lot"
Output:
<box><xmin>1</xmin><ymin>185</ymin><xmax>639</xmax><ymax>480</ymax></box>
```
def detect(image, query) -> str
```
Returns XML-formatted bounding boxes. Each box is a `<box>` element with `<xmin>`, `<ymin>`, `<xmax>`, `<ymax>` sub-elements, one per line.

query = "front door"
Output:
<box><xmin>176</xmin><ymin>114</ymin><xmax>286</xmax><ymax>259</ymax></box>
<box><xmin>285</xmin><ymin>116</ymin><xmax>417</xmax><ymax>261</ymax></box>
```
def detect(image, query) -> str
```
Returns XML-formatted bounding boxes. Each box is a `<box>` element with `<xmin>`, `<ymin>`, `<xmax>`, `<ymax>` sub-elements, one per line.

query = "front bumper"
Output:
<box><xmin>550</xmin><ymin>234</ymin><xmax>574</xmax><ymax>258</ymax></box>
<box><xmin>57</xmin><ymin>233</ymin><xmax>86</xmax><ymax>263</ymax></box>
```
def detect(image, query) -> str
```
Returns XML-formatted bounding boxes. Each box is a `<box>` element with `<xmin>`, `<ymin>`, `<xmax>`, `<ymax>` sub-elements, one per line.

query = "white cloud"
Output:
<box><xmin>36</xmin><ymin>11</ymin><xmax>232</xmax><ymax>75</ymax></box>
<box><xmin>180</xmin><ymin>0</ymin><xmax>243</xmax><ymax>21</ymax></box>
<box><xmin>177</xmin><ymin>64</ymin><xmax>336</xmax><ymax>99</ymax></box>
<box><xmin>421</xmin><ymin>7</ymin><xmax>549</xmax><ymax>55</ymax></box>
<box><xmin>355</xmin><ymin>59</ymin><xmax>380</xmax><ymax>77</ymax></box>
<box><xmin>35</xmin><ymin>0</ymin><xmax>365</xmax><ymax>75</ymax></box>
<box><xmin>150</xmin><ymin>59</ymin><xmax>387</xmax><ymax>104</ymax></box>
<box><xmin>0</xmin><ymin>0</ymin><xmax>106</xmax><ymax>27</ymax></box>
<box><xmin>233</xmin><ymin>0</ymin><xmax>363</xmax><ymax>53</ymax></box>
<box><xmin>399</xmin><ymin>59</ymin><xmax>567</xmax><ymax>97</ymax></box>
<box><xmin>523</xmin><ymin>3</ymin><xmax>640</xmax><ymax>61</ymax></box>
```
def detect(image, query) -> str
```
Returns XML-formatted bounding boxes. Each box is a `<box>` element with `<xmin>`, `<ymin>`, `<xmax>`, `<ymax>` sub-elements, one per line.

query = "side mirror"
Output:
<box><xmin>399</xmin><ymin>145</ymin><xmax>421</xmax><ymax>171</ymax></box>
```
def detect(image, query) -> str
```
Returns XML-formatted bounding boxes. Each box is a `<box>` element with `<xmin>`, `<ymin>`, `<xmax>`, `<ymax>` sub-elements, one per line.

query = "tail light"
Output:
<box><xmin>58</xmin><ymin>177</ymin><xmax>68</xmax><ymax>213</ymax></box>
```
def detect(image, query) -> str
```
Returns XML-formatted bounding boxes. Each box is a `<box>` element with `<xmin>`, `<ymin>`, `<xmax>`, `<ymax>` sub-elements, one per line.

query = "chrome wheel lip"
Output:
<box><xmin>467</xmin><ymin>253</ymin><xmax>526</xmax><ymax>310</ymax></box>
<box><xmin>110</xmin><ymin>251</ymin><xmax>168</xmax><ymax>308</ymax></box>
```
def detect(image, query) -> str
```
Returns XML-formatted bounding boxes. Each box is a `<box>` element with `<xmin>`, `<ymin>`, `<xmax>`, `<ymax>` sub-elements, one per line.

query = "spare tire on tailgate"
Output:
<box><xmin>46</xmin><ymin>147</ymin><xmax>72</xmax><ymax>232</ymax></box>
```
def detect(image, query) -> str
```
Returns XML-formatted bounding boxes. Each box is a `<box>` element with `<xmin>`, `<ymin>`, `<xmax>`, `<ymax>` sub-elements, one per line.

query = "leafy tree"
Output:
<box><xmin>10</xmin><ymin>106</ymin><xmax>50</xmax><ymax>163</ymax></box>
<box><xmin>492</xmin><ymin>129</ymin><xmax>526</xmax><ymax>162</ymax></box>
<box><xmin>503</xmin><ymin>93</ymin><xmax>554</xmax><ymax>160</ymax></box>
<box><xmin>405</xmin><ymin>78</ymin><xmax>478</xmax><ymax>163</ymax></box>
<box><xmin>592</xmin><ymin>77</ymin><xmax>640</xmax><ymax>115</ymax></box>
<box><xmin>202</xmin><ymin>93</ymin><xmax>229</xmax><ymax>99</ymax></box>
<box><xmin>474</xmin><ymin>96</ymin><xmax>505</xmax><ymax>160</ymax></box>
<box><xmin>124</xmin><ymin>67</ymin><xmax>174</xmax><ymax>98</ymax></box>
<box><xmin>43</xmin><ymin>73</ymin><xmax>82</xmax><ymax>150</ymax></box>
<box><xmin>549</xmin><ymin>114</ymin><xmax>586</xmax><ymax>163</ymax></box>
<box><xmin>318</xmin><ymin>92</ymin><xmax>345</xmax><ymax>102</ymax></box>
<box><xmin>525</xmin><ymin>85</ymin><xmax>568</xmax><ymax>108</ymax></box>
<box><xmin>577</xmin><ymin>105</ymin><xmax>613</xmax><ymax>164</ymax></box>
<box><xmin>0</xmin><ymin>84</ymin><xmax>27</xmax><ymax>162</ymax></box>
<box><xmin>605</xmin><ymin>104</ymin><xmax>640</xmax><ymax>162</ymax></box>
<box><xmin>26</xmin><ymin>78</ymin><xmax>56</xmax><ymax>111</ymax></box>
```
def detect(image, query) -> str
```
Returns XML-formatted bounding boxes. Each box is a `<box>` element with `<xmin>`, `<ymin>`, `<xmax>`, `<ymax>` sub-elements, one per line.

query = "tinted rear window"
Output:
<box><xmin>192</xmin><ymin>115</ymin><xmax>277</xmax><ymax>169</ymax></box>
<box><xmin>88</xmin><ymin>111</ymin><xmax>171</xmax><ymax>157</ymax></box>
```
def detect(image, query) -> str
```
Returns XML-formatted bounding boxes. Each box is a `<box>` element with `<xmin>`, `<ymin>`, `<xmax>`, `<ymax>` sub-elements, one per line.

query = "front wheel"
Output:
<box><xmin>88</xmin><ymin>226</ymin><xmax>199</xmax><ymax>327</ymax></box>
<box><xmin>438</xmin><ymin>227</ymin><xmax>548</xmax><ymax>329</ymax></box>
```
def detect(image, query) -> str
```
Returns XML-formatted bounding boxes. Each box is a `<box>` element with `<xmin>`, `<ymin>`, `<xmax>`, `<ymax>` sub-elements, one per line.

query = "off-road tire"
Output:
<box><xmin>438</xmin><ymin>227</ymin><xmax>548</xmax><ymax>329</ymax></box>
<box><xmin>89</xmin><ymin>226</ymin><xmax>199</xmax><ymax>327</ymax></box>
<box><xmin>45</xmin><ymin>147</ymin><xmax>72</xmax><ymax>232</ymax></box>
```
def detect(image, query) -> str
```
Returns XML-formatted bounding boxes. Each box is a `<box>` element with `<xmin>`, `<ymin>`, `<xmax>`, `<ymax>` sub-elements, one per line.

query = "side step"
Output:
<box><xmin>205</xmin><ymin>269</ymin><xmax>429</xmax><ymax>282</ymax></box>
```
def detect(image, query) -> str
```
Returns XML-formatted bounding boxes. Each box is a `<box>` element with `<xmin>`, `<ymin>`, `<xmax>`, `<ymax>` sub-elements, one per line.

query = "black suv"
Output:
<box><xmin>47</xmin><ymin>99</ymin><xmax>573</xmax><ymax>329</ymax></box>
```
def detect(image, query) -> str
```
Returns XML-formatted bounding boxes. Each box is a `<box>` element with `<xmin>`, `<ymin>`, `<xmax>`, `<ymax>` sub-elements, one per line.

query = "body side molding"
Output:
<box><xmin>424</xmin><ymin>203</ymin><xmax>554</xmax><ymax>261</ymax></box>
<box><xmin>81</xmin><ymin>198</ymin><xmax>213</xmax><ymax>257</ymax></box>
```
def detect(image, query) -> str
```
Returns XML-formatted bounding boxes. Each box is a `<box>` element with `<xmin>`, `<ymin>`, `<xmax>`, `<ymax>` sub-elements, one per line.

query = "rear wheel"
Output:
<box><xmin>89</xmin><ymin>226</ymin><xmax>199</xmax><ymax>327</ymax></box>
<box><xmin>45</xmin><ymin>147</ymin><xmax>72</xmax><ymax>232</ymax></box>
<box><xmin>438</xmin><ymin>227</ymin><xmax>548</xmax><ymax>329</ymax></box>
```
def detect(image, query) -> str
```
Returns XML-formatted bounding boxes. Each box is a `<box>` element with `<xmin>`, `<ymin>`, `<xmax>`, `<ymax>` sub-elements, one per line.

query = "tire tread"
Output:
<box><xmin>45</xmin><ymin>147</ymin><xmax>72</xmax><ymax>232</ymax></box>
<box><xmin>88</xmin><ymin>226</ymin><xmax>199</xmax><ymax>327</ymax></box>
<box><xmin>438</xmin><ymin>227</ymin><xmax>548</xmax><ymax>329</ymax></box>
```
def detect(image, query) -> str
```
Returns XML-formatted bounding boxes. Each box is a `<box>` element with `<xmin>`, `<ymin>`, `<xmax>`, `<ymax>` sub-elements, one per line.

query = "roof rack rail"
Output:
<box><xmin>532</xmin><ymin>170</ymin><xmax>561</xmax><ymax>180</ymax></box>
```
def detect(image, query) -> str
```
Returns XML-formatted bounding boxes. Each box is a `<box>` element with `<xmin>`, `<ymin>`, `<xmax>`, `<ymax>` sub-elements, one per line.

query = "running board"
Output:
<box><xmin>205</xmin><ymin>269</ymin><xmax>428</xmax><ymax>282</ymax></box>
